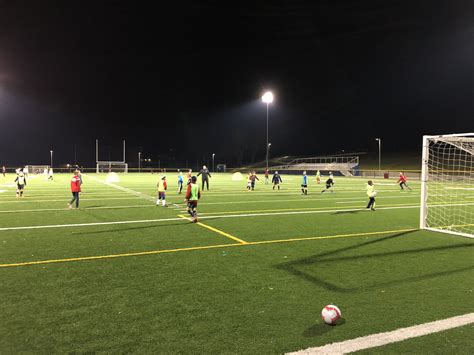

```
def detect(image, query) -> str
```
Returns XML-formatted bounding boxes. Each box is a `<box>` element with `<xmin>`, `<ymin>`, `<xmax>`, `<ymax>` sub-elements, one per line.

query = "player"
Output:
<box><xmin>272</xmin><ymin>171</ymin><xmax>282</xmax><ymax>190</ymax></box>
<box><xmin>156</xmin><ymin>175</ymin><xmax>168</xmax><ymax>207</ymax></box>
<box><xmin>197</xmin><ymin>165</ymin><xmax>212</xmax><ymax>191</ymax></box>
<box><xmin>264</xmin><ymin>169</ymin><xmax>269</xmax><ymax>184</ymax></box>
<box><xmin>186</xmin><ymin>169</ymin><xmax>193</xmax><ymax>185</ymax></box>
<box><xmin>68</xmin><ymin>170</ymin><xmax>82</xmax><ymax>209</ymax></box>
<box><xmin>48</xmin><ymin>167</ymin><xmax>54</xmax><ymax>181</ymax></box>
<box><xmin>316</xmin><ymin>170</ymin><xmax>321</xmax><ymax>184</ymax></box>
<box><xmin>321</xmin><ymin>174</ymin><xmax>334</xmax><ymax>193</ymax></box>
<box><xmin>177</xmin><ymin>171</ymin><xmax>184</xmax><ymax>194</ymax></box>
<box><xmin>246</xmin><ymin>171</ymin><xmax>252</xmax><ymax>191</ymax></box>
<box><xmin>23</xmin><ymin>166</ymin><xmax>29</xmax><ymax>177</ymax></box>
<box><xmin>15</xmin><ymin>170</ymin><xmax>27</xmax><ymax>198</ymax></box>
<box><xmin>2</xmin><ymin>166</ymin><xmax>5</xmax><ymax>177</ymax></box>
<box><xmin>301</xmin><ymin>171</ymin><xmax>308</xmax><ymax>195</ymax></box>
<box><xmin>185</xmin><ymin>176</ymin><xmax>201</xmax><ymax>223</ymax></box>
<box><xmin>250</xmin><ymin>171</ymin><xmax>259</xmax><ymax>191</ymax></box>
<box><xmin>43</xmin><ymin>167</ymin><xmax>49</xmax><ymax>181</ymax></box>
<box><xmin>397</xmin><ymin>172</ymin><xmax>412</xmax><ymax>191</ymax></box>
<box><xmin>366</xmin><ymin>180</ymin><xmax>377</xmax><ymax>211</ymax></box>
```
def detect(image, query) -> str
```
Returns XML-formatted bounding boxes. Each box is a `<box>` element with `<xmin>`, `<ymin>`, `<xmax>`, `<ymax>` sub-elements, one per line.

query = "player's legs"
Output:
<box><xmin>399</xmin><ymin>182</ymin><xmax>404</xmax><ymax>190</ymax></box>
<box><xmin>178</xmin><ymin>181</ymin><xmax>182</xmax><ymax>194</ymax></box>
<box><xmin>69</xmin><ymin>192</ymin><xmax>76</xmax><ymax>208</ymax></box>
<box><xmin>161</xmin><ymin>192</ymin><xmax>167</xmax><ymax>207</ymax></box>
<box><xmin>205</xmin><ymin>178</ymin><xmax>209</xmax><ymax>191</ymax></box>
<box><xmin>75</xmin><ymin>192</ymin><xmax>79</xmax><ymax>208</ymax></box>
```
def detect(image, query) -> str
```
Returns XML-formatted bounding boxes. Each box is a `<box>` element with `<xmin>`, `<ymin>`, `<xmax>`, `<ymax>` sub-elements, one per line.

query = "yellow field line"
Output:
<box><xmin>0</xmin><ymin>228</ymin><xmax>417</xmax><ymax>268</ymax></box>
<box><xmin>178</xmin><ymin>214</ymin><xmax>248</xmax><ymax>244</ymax></box>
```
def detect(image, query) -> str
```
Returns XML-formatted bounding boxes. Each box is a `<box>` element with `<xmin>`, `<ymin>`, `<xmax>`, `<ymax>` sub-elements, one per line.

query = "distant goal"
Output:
<box><xmin>420</xmin><ymin>133</ymin><xmax>474</xmax><ymax>238</ymax></box>
<box><xmin>96</xmin><ymin>161</ymin><xmax>128</xmax><ymax>173</ymax></box>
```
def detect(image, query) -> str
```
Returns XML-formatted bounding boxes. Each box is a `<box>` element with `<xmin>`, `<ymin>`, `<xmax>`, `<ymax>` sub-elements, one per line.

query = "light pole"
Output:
<box><xmin>138</xmin><ymin>151</ymin><xmax>141</xmax><ymax>173</ymax></box>
<box><xmin>267</xmin><ymin>143</ymin><xmax>272</xmax><ymax>166</ymax></box>
<box><xmin>212</xmin><ymin>153</ymin><xmax>215</xmax><ymax>173</ymax></box>
<box><xmin>375</xmin><ymin>138</ymin><xmax>381</xmax><ymax>171</ymax></box>
<box><xmin>262</xmin><ymin>91</ymin><xmax>274</xmax><ymax>170</ymax></box>
<box><xmin>50</xmin><ymin>150</ymin><xmax>53</xmax><ymax>168</ymax></box>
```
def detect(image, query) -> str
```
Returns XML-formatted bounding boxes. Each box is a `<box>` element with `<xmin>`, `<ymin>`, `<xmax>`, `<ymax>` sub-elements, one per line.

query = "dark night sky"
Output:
<box><xmin>0</xmin><ymin>0</ymin><xmax>473</xmax><ymax>167</ymax></box>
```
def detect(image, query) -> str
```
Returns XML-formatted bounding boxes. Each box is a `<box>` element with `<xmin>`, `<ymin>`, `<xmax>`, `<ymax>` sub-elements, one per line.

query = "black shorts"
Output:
<box><xmin>188</xmin><ymin>200</ymin><xmax>198</xmax><ymax>209</ymax></box>
<box><xmin>301</xmin><ymin>184</ymin><xmax>307</xmax><ymax>188</ymax></box>
<box><xmin>17</xmin><ymin>184</ymin><xmax>24</xmax><ymax>190</ymax></box>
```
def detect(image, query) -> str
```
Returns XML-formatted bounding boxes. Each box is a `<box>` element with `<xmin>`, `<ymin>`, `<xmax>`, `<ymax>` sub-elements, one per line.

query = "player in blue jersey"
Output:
<box><xmin>177</xmin><ymin>171</ymin><xmax>184</xmax><ymax>194</ymax></box>
<box><xmin>301</xmin><ymin>171</ymin><xmax>308</xmax><ymax>195</ymax></box>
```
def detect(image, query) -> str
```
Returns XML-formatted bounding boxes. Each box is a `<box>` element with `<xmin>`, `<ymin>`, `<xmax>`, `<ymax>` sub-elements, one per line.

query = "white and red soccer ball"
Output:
<box><xmin>321</xmin><ymin>304</ymin><xmax>341</xmax><ymax>325</ymax></box>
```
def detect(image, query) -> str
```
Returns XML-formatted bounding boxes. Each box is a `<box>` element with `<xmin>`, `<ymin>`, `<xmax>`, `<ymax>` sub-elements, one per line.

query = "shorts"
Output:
<box><xmin>301</xmin><ymin>184</ymin><xmax>307</xmax><ymax>188</ymax></box>
<box><xmin>17</xmin><ymin>184</ymin><xmax>24</xmax><ymax>190</ymax></box>
<box><xmin>159</xmin><ymin>191</ymin><xmax>165</xmax><ymax>199</ymax></box>
<box><xmin>188</xmin><ymin>200</ymin><xmax>198</xmax><ymax>209</ymax></box>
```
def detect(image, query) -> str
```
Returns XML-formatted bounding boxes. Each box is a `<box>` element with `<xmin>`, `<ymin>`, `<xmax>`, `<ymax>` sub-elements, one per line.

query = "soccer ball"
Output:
<box><xmin>321</xmin><ymin>304</ymin><xmax>341</xmax><ymax>325</ymax></box>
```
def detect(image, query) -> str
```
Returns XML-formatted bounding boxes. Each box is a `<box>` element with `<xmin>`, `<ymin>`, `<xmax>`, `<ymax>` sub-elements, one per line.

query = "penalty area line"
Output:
<box><xmin>287</xmin><ymin>312</ymin><xmax>474</xmax><ymax>355</ymax></box>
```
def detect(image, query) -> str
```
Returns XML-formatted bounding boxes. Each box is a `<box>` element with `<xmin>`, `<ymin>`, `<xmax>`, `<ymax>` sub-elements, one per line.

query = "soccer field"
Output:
<box><xmin>1</xmin><ymin>172</ymin><xmax>473</xmax><ymax>353</ymax></box>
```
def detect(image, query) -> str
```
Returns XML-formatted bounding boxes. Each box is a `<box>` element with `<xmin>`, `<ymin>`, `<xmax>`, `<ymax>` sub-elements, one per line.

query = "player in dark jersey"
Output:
<box><xmin>272</xmin><ymin>171</ymin><xmax>282</xmax><ymax>190</ymax></box>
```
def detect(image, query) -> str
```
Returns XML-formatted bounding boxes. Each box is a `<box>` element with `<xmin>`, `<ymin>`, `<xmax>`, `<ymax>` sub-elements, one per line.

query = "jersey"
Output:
<box><xmin>301</xmin><ymin>175</ymin><xmax>307</xmax><ymax>185</ymax></box>
<box><xmin>16</xmin><ymin>174</ymin><xmax>26</xmax><ymax>186</ymax></box>
<box><xmin>186</xmin><ymin>183</ymin><xmax>200</xmax><ymax>201</ymax></box>
<box><xmin>178</xmin><ymin>174</ymin><xmax>183</xmax><ymax>183</ymax></box>
<box><xmin>398</xmin><ymin>174</ymin><xmax>407</xmax><ymax>183</ymax></box>
<box><xmin>157</xmin><ymin>179</ymin><xmax>167</xmax><ymax>192</ymax></box>
<box><xmin>71</xmin><ymin>176</ymin><xmax>81</xmax><ymax>192</ymax></box>
<box><xmin>366</xmin><ymin>184</ymin><xmax>376</xmax><ymax>198</ymax></box>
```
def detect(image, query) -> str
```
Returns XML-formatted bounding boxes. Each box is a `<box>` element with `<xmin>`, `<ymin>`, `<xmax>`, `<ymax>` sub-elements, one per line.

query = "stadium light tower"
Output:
<box><xmin>138</xmin><ymin>151</ymin><xmax>141</xmax><ymax>173</ymax></box>
<box><xmin>375</xmin><ymin>138</ymin><xmax>382</xmax><ymax>171</ymax></box>
<box><xmin>50</xmin><ymin>150</ymin><xmax>53</xmax><ymax>168</ymax></box>
<box><xmin>262</xmin><ymin>91</ymin><xmax>274</xmax><ymax>170</ymax></box>
<box><xmin>212</xmin><ymin>153</ymin><xmax>215</xmax><ymax>173</ymax></box>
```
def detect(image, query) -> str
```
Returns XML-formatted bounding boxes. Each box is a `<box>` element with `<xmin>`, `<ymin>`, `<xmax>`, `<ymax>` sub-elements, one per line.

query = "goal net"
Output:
<box><xmin>96</xmin><ymin>161</ymin><xmax>128</xmax><ymax>173</ymax></box>
<box><xmin>25</xmin><ymin>165</ymin><xmax>49</xmax><ymax>175</ymax></box>
<box><xmin>420</xmin><ymin>133</ymin><xmax>474</xmax><ymax>238</ymax></box>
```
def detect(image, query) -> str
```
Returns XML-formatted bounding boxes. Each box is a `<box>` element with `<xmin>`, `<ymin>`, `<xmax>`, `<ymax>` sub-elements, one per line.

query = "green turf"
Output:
<box><xmin>1</xmin><ymin>172</ymin><xmax>473</xmax><ymax>353</ymax></box>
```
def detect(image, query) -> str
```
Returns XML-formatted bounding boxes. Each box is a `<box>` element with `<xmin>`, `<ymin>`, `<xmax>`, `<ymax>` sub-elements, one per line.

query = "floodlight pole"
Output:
<box><xmin>375</xmin><ymin>138</ymin><xmax>381</xmax><ymax>171</ymax></box>
<box><xmin>50</xmin><ymin>150</ymin><xmax>53</xmax><ymax>168</ymax></box>
<box><xmin>138</xmin><ymin>151</ymin><xmax>141</xmax><ymax>173</ymax></box>
<box><xmin>212</xmin><ymin>153</ymin><xmax>215</xmax><ymax>173</ymax></box>
<box><xmin>266</xmin><ymin>102</ymin><xmax>269</xmax><ymax>170</ymax></box>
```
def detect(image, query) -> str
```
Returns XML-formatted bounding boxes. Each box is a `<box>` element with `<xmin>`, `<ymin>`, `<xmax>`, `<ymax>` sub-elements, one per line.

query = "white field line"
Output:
<box><xmin>83</xmin><ymin>174</ymin><xmax>156</xmax><ymax>202</ymax></box>
<box><xmin>2</xmin><ymin>202</ymin><xmax>472</xmax><ymax>231</ymax></box>
<box><xmin>288</xmin><ymin>313</ymin><xmax>474</xmax><ymax>355</ymax></box>
<box><xmin>0</xmin><ymin>195</ymin><xmax>417</xmax><ymax>214</ymax></box>
<box><xmin>0</xmin><ymin>204</ymin><xmax>420</xmax><ymax>231</ymax></box>
<box><xmin>0</xmin><ymin>197</ymin><xmax>142</xmax><ymax>204</ymax></box>
<box><xmin>0</xmin><ymin>204</ymin><xmax>155</xmax><ymax>214</ymax></box>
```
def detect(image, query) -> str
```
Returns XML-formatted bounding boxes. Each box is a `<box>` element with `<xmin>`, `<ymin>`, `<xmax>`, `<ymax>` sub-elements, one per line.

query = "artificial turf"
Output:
<box><xmin>0</xmin><ymin>172</ymin><xmax>473</xmax><ymax>353</ymax></box>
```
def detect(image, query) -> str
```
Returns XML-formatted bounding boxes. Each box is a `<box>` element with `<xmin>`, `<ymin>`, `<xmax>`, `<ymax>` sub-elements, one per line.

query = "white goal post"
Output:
<box><xmin>420</xmin><ymin>133</ymin><xmax>474</xmax><ymax>238</ymax></box>
<box><xmin>96</xmin><ymin>161</ymin><xmax>128</xmax><ymax>173</ymax></box>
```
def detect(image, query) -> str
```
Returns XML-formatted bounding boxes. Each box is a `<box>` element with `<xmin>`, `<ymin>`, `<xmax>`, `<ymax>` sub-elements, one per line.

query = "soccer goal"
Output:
<box><xmin>25</xmin><ymin>165</ymin><xmax>49</xmax><ymax>175</ymax></box>
<box><xmin>96</xmin><ymin>161</ymin><xmax>128</xmax><ymax>173</ymax></box>
<box><xmin>95</xmin><ymin>139</ymin><xmax>128</xmax><ymax>173</ymax></box>
<box><xmin>420</xmin><ymin>133</ymin><xmax>474</xmax><ymax>238</ymax></box>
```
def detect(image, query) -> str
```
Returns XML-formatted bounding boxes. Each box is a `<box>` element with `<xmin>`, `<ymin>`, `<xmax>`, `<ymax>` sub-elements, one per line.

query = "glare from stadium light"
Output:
<box><xmin>262</xmin><ymin>91</ymin><xmax>273</xmax><ymax>104</ymax></box>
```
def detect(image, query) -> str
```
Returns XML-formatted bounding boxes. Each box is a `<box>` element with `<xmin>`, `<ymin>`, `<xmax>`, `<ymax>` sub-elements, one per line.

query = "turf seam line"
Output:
<box><xmin>0</xmin><ymin>228</ymin><xmax>414</xmax><ymax>268</ymax></box>
<box><xmin>287</xmin><ymin>312</ymin><xmax>474</xmax><ymax>354</ymax></box>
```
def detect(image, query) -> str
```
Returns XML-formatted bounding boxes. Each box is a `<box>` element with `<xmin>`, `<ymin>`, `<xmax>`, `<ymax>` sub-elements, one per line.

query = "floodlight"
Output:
<box><xmin>262</xmin><ymin>91</ymin><xmax>273</xmax><ymax>104</ymax></box>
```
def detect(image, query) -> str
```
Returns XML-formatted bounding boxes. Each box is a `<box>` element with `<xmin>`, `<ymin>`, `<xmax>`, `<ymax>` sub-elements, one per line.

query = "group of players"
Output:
<box><xmin>2</xmin><ymin>163</ymin><xmax>412</xmax><ymax>221</ymax></box>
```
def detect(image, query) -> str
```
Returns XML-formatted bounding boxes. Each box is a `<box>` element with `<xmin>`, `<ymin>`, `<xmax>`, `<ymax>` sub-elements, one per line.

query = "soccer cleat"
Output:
<box><xmin>68</xmin><ymin>203</ymin><xmax>72</xmax><ymax>209</ymax></box>
<box><xmin>371</xmin><ymin>207</ymin><xmax>376</xmax><ymax>211</ymax></box>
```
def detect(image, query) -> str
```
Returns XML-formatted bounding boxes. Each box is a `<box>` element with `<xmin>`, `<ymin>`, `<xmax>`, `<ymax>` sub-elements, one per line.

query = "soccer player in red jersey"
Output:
<box><xmin>68</xmin><ymin>170</ymin><xmax>82</xmax><ymax>209</ymax></box>
<box><xmin>397</xmin><ymin>172</ymin><xmax>412</xmax><ymax>191</ymax></box>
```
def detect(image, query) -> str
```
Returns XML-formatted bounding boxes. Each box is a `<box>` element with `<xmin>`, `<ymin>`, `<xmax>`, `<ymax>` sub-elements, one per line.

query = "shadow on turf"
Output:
<box><xmin>331</xmin><ymin>209</ymin><xmax>364</xmax><ymax>215</ymax></box>
<box><xmin>303</xmin><ymin>318</ymin><xmax>346</xmax><ymax>337</ymax></box>
<box><xmin>71</xmin><ymin>222</ymin><xmax>187</xmax><ymax>235</ymax></box>
<box><xmin>275</xmin><ymin>230</ymin><xmax>474</xmax><ymax>292</ymax></box>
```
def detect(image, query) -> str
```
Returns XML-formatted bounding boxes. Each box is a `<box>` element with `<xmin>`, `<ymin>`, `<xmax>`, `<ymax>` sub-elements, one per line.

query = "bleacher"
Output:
<box><xmin>270</xmin><ymin>156</ymin><xmax>359</xmax><ymax>176</ymax></box>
